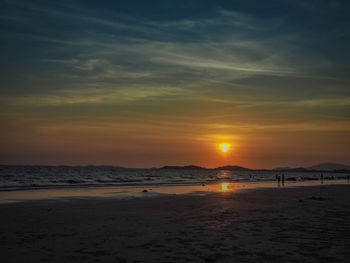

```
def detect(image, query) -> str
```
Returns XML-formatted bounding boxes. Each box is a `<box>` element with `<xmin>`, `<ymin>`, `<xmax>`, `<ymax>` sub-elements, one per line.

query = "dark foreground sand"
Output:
<box><xmin>1</xmin><ymin>185</ymin><xmax>350</xmax><ymax>263</ymax></box>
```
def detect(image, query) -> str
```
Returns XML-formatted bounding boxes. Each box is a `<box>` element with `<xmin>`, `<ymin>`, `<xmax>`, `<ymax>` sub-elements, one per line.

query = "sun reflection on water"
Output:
<box><xmin>220</xmin><ymin>183</ymin><xmax>230</xmax><ymax>192</ymax></box>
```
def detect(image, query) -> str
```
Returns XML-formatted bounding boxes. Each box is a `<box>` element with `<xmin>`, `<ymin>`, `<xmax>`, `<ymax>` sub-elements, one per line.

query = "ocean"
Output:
<box><xmin>0</xmin><ymin>165</ymin><xmax>348</xmax><ymax>191</ymax></box>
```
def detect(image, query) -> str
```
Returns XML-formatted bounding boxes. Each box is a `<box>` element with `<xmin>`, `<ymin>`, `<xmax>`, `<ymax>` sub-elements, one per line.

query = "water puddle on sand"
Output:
<box><xmin>0</xmin><ymin>180</ymin><xmax>349</xmax><ymax>203</ymax></box>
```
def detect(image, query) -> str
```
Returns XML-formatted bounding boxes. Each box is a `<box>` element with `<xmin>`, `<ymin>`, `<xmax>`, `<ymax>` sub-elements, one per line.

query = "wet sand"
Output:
<box><xmin>1</xmin><ymin>180</ymin><xmax>349</xmax><ymax>203</ymax></box>
<box><xmin>1</xmin><ymin>184</ymin><xmax>350</xmax><ymax>262</ymax></box>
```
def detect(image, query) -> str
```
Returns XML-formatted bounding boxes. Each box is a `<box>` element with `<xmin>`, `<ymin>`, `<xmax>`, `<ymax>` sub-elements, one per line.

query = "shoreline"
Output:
<box><xmin>0</xmin><ymin>179</ymin><xmax>349</xmax><ymax>203</ymax></box>
<box><xmin>1</xmin><ymin>184</ymin><xmax>349</xmax><ymax>262</ymax></box>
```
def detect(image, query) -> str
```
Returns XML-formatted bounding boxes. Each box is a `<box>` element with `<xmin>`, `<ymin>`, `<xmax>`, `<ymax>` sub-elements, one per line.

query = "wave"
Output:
<box><xmin>0</xmin><ymin>166</ymin><xmax>347</xmax><ymax>191</ymax></box>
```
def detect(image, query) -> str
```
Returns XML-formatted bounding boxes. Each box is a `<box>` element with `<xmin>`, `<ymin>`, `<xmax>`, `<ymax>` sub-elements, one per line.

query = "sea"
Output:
<box><xmin>0</xmin><ymin>165</ymin><xmax>348</xmax><ymax>191</ymax></box>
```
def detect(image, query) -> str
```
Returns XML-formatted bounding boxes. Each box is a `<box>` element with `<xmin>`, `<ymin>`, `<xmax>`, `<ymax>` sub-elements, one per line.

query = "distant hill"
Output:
<box><xmin>273</xmin><ymin>167</ymin><xmax>291</xmax><ymax>170</ymax></box>
<box><xmin>160</xmin><ymin>165</ymin><xmax>207</xmax><ymax>170</ymax></box>
<box><xmin>273</xmin><ymin>167</ymin><xmax>310</xmax><ymax>172</ymax></box>
<box><xmin>215</xmin><ymin>165</ymin><xmax>251</xmax><ymax>171</ymax></box>
<box><xmin>160</xmin><ymin>165</ymin><xmax>251</xmax><ymax>171</ymax></box>
<box><xmin>308</xmin><ymin>163</ymin><xmax>350</xmax><ymax>171</ymax></box>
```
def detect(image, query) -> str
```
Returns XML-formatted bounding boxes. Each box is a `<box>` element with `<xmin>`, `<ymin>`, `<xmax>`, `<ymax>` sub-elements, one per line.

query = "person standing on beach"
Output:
<box><xmin>276</xmin><ymin>174</ymin><xmax>281</xmax><ymax>186</ymax></box>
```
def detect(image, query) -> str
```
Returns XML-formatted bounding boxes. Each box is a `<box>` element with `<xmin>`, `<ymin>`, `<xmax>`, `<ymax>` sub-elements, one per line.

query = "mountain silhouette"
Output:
<box><xmin>307</xmin><ymin>163</ymin><xmax>350</xmax><ymax>171</ymax></box>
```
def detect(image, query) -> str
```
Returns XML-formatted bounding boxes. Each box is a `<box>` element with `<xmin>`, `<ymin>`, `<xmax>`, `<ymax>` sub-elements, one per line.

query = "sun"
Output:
<box><xmin>219</xmin><ymin>143</ymin><xmax>231</xmax><ymax>153</ymax></box>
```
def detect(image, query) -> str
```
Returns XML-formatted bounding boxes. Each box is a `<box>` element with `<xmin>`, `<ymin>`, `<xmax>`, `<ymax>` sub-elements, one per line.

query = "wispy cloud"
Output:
<box><xmin>1</xmin><ymin>0</ymin><xmax>301</xmax><ymax>80</ymax></box>
<box><xmin>2</xmin><ymin>86</ymin><xmax>189</xmax><ymax>106</ymax></box>
<box><xmin>1</xmin><ymin>0</ymin><xmax>349</xmax><ymax>123</ymax></box>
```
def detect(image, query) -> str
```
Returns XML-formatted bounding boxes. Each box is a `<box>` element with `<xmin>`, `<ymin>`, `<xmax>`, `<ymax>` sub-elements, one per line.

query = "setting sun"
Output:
<box><xmin>219</xmin><ymin>143</ymin><xmax>231</xmax><ymax>153</ymax></box>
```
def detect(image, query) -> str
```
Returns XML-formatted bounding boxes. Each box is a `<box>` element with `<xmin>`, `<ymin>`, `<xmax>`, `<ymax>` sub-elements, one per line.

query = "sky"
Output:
<box><xmin>0</xmin><ymin>0</ymin><xmax>349</xmax><ymax>168</ymax></box>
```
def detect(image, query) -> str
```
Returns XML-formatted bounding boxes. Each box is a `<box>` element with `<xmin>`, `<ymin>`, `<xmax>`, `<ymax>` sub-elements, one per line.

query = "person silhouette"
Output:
<box><xmin>276</xmin><ymin>174</ymin><xmax>281</xmax><ymax>187</ymax></box>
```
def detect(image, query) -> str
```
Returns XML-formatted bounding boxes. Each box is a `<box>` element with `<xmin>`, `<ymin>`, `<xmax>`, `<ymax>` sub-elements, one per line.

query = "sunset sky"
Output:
<box><xmin>1</xmin><ymin>0</ymin><xmax>349</xmax><ymax>168</ymax></box>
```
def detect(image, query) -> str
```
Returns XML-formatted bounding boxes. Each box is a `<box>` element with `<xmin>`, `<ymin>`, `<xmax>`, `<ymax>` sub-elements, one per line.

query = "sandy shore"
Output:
<box><xmin>1</xmin><ymin>184</ymin><xmax>350</xmax><ymax>262</ymax></box>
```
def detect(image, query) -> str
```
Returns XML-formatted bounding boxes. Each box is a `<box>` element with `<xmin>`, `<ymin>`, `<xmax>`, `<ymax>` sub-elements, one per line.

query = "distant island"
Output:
<box><xmin>307</xmin><ymin>163</ymin><xmax>350</xmax><ymax>171</ymax></box>
<box><xmin>214</xmin><ymin>165</ymin><xmax>251</xmax><ymax>171</ymax></box>
<box><xmin>160</xmin><ymin>162</ymin><xmax>350</xmax><ymax>172</ymax></box>
<box><xmin>160</xmin><ymin>165</ymin><xmax>206</xmax><ymax>170</ymax></box>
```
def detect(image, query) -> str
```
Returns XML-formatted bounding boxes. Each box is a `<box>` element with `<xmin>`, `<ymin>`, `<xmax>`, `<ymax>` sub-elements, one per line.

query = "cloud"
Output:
<box><xmin>2</xmin><ymin>86</ymin><xmax>188</xmax><ymax>106</ymax></box>
<box><xmin>1</xmin><ymin>0</ymin><xmax>349</xmax><ymax>123</ymax></box>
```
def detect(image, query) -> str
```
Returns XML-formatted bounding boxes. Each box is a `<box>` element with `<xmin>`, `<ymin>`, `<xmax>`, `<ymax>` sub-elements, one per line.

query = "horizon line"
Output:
<box><xmin>1</xmin><ymin>162</ymin><xmax>349</xmax><ymax>170</ymax></box>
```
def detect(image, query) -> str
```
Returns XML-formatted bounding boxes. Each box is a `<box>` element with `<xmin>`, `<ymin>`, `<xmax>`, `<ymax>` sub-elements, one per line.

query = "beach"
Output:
<box><xmin>1</xmin><ymin>184</ymin><xmax>350</xmax><ymax>262</ymax></box>
<box><xmin>2</xmin><ymin>1</ymin><xmax>350</xmax><ymax>262</ymax></box>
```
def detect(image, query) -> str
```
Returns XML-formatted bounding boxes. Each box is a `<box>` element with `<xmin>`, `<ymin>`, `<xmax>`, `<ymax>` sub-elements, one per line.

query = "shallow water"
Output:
<box><xmin>0</xmin><ymin>165</ymin><xmax>348</xmax><ymax>191</ymax></box>
<box><xmin>0</xmin><ymin>179</ymin><xmax>349</xmax><ymax>203</ymax></box>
